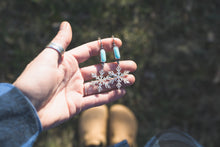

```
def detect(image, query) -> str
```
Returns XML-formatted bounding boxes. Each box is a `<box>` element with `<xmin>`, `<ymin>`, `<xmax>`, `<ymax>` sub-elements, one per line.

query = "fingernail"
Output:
<box><xmin>60</xmin><ymin>21</ymin><xmax>68</xmax><ymax>30</ymax></box>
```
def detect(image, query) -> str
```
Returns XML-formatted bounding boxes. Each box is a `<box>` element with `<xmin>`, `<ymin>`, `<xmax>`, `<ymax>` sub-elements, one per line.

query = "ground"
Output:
<box><xmin>0</xmin><ymin>0</ymin><xmax>219</xmax><ymax>146</ymax></box>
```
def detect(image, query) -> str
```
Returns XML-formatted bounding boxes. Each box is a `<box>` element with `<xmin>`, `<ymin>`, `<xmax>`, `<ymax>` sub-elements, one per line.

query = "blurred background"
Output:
<box><xmin>0</xmin><ymin>0</ymin><xmax>219</xmax><ymax>146</ymax></box>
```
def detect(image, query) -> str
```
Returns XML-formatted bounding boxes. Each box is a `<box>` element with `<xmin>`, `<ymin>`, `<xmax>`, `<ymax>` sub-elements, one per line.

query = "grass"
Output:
<box><xmin>0</xmin><ymin>0</ymin><xmax>219</xmax><ymax>146</ymax></box>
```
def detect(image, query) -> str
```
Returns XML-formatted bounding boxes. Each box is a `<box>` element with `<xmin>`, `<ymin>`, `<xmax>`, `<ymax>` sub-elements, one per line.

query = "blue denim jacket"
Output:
<box><xmin>0</xmin><ymin>83</ymin><xmax>42</xmax><ymax>147</ymax></box>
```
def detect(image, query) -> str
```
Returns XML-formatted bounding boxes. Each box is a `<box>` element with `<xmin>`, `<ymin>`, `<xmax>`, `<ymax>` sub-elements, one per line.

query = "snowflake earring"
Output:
<box><xmin>91</xmin><ymin>38</ymin><xmax>111</xmax><ymax>92</ymax></box>
<box><xmin>108</xmin><ymin>36</ymin><xmax>130</xmax><ymax>89</ymax></box>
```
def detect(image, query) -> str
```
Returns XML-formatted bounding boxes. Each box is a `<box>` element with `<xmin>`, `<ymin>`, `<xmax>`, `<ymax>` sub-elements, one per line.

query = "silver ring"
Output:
<box><xmin>46</xmin><ymin>42</ymin><xmax>64</xmax><ymax>55</ymax></box>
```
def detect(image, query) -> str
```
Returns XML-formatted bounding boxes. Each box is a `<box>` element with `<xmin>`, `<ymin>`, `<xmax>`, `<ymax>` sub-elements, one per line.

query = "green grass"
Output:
<box><xmin>0</xmin><ymin>0</ymin><xmax>219</xmax><ymax>146</ymax></box>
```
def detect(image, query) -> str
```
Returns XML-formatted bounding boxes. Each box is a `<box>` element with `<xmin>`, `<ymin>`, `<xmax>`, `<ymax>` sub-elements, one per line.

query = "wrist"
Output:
<box><xmin>13</xmin><ymin>81</ymin><xmax>41</xmax><ymax>110</ymax></box>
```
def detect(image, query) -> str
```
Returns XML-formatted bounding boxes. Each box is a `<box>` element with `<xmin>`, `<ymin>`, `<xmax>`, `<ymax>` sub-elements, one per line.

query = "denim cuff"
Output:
<box><xmin>0</xmin><ymin>83</ymin><xmax>42</xmax><ymax>146</ymax></box>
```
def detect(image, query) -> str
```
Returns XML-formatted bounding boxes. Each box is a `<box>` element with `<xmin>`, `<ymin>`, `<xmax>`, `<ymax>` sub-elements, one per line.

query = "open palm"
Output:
<box><xmin>13</xmin><ymin>22</ymin><xmax>137</xmax><ymax>130</ymax></box>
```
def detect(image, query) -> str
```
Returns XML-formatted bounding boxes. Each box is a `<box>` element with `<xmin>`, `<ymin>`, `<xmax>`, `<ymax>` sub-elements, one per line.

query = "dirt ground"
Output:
<box><xmin>0</xmin><ymin>0</ymin><xmax>219</xmax><ymax>146</ymax></box>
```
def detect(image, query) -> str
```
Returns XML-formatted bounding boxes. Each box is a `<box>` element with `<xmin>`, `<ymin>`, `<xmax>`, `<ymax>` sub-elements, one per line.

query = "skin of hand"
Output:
<box><xmin>13</xmin><ymin>21</ymin><xmax>137</xmax><ymax>130</ymax></box>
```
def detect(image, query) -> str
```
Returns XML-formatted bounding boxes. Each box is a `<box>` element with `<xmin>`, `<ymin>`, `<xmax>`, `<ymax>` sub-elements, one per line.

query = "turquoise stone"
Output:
<box><xmin>100</xmin><ymin>49</ymin><xmax>106</xmax><ymax>63</ymax></box>
<box><xmin>113</xmin><ymin>46</ymin><xmax>120</xmax><ymax>59</ymax></box>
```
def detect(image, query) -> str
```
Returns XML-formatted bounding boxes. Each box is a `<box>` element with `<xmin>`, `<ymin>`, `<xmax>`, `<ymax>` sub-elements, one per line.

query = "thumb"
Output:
<box><xmin>51</xmin><ymin>21</ymin><xmax>72</xmax><ymax>50</ymax></box>
<box><xmin>44</xmin><ymin>21</ymin><xmax>72</xmax><ymax>59</ymax></box>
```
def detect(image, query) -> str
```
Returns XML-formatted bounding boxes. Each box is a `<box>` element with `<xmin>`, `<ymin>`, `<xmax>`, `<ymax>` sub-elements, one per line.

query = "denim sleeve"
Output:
<box><xmin>0</xmin><ymin>83</ymin><xmax>42</xmax><ymax>147</ymax></box>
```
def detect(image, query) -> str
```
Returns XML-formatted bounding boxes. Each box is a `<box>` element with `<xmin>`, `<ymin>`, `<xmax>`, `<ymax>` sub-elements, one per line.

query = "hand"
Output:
<box><xmin>13</xmin><ymin>21</ymin><xmax>137</xmax><ymax>130</ymax></box>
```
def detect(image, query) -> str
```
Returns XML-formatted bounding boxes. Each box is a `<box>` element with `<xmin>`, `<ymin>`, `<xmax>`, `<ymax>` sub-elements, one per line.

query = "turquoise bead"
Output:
<box><xmin>113</xmin><ymin>46</ymin><xmax>120</xmax><ymax>59</ymax></box>
<box><xmin>100</xmin><ymin>49</ymin><xmax>106</xmax><ymax>63</ymax></box>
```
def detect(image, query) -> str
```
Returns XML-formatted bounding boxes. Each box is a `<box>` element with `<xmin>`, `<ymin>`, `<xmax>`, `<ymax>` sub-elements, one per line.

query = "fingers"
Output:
<box><xmin>67</xmin><ymin>38</ymin><xmax>122</xmax><ymax>63</ymax></box>
<box><xmin>81</xmin><ymin>89</ymin><xmax>126</xmax><ymax>111</ymax></box>
<box><xmin>44</xmin><ymin>21</ymin><xmax>72</xmax><ymax>61</ymax></box>
<box><xmin>81</xmin><ymin>60</ymin><xmax>137</xmax><ymax>82</ymax></box>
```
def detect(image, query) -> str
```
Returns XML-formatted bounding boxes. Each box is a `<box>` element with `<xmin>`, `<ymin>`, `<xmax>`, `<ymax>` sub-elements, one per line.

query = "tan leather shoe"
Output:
<box><xmin>79</xmin><ymin>105</ymin><xmax>108</xmax><ymax>147</ymax></box>
<box><xmin>109</xmin><ymin>104</ymin><xmax>138</xmax><ymax>147</ymax></box>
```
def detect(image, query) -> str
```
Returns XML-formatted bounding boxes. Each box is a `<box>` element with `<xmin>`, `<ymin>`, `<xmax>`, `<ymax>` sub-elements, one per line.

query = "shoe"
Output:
<box><xmin>79</xmin><ymin>105</ymin><xmax>108</xmax><ymax>147</ymax></box>
<box><xmin>109</xmin><ymin>104</ymin><xmax>138</xmax><ymax>147</ymax></box>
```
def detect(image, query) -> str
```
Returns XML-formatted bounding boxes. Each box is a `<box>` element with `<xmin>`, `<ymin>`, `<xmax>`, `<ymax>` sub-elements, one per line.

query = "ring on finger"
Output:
<box><xmin>46</xmin><ymin>42</ymin><xmax>65</xmax><ymax>55</ymax></box>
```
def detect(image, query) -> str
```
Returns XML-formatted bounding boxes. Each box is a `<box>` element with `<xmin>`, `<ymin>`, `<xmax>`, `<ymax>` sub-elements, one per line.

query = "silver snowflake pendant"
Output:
<box><xmin>91</xmin><ymin>69</ymin><xmax>111</xmax><ymax>92</ymax></box>
<box><xmin>108</xmin><ymin>65</ymin><xmax>130</xmax><ymax>89</ymax></box>
<box><xmin>91</xmin><ymin>65</ymin><xmax>130</xmax><ymax>92</ymax></box>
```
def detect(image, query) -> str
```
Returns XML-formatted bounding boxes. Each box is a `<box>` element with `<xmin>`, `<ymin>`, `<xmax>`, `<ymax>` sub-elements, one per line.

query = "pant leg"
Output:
<box><xmin>109</xmin><ymin>140</ymin><xmax>130</xmax><ymax>147</ymax></box>
<box><xmin>144</xmin><ymin>129</ymin><xmax>203</xmax><ymax>147</ymax></box>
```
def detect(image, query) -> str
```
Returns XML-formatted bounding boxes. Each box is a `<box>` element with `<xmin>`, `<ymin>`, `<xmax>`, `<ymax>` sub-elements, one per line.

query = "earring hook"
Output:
<box><xmin>98</xmin><ymin>37</ymin><xmax>104</xmax><ymax>50</ymax></box>
<box><xmin>112</xmin><ymin>35</ymin><xmax>116</xmax><ymax>46</ymax></box>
